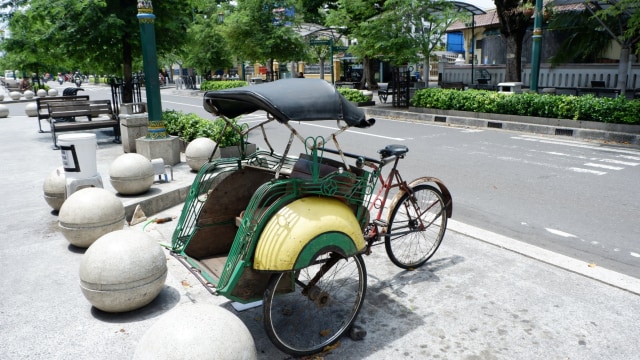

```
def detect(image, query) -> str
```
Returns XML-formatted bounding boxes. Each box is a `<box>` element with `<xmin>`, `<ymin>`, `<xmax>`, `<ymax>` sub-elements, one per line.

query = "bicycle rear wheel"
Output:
<box><xmin>263</xmin><ymin>252</ymin><xmax>367</xmax><ymax>357</ymax></box>
<box><xmin>385</xmin><ymin>184</ymin><xmax>447</xmax><ymax>269</ymax></box>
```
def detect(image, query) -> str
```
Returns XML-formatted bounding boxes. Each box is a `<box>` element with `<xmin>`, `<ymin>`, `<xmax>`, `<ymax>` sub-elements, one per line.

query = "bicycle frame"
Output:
<box><xmin>365</xmin><ymin>155</ymin><xmax>410</xmax><ymax>228</ymax></box>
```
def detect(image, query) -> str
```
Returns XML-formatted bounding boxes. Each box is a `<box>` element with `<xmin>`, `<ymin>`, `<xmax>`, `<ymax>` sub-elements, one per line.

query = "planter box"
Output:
<box><xmin>355</xmin><ymin>101</ymin><xmax>376</xmax><ymax>107</ymax></box>
<box><xmin>220</xmin><ymin>143</ymin><xmax>257</xmax><ymax>158</ymax></box>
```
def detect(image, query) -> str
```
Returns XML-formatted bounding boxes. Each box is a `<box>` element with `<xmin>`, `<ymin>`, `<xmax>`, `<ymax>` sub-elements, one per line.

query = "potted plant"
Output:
<box><xmin>211</xmin><ymin>118</ymin><xmax>256</xmax><ymax>158</ymax></box>
<box><xmin>521</xmin><ymin>4</ymin><xmax>534</xmax><ymax>18</ymax></box>
<box><xmin>543</xmin><ymin>4</ymin><xmax>554</xmax><ymax>21</ymax></box>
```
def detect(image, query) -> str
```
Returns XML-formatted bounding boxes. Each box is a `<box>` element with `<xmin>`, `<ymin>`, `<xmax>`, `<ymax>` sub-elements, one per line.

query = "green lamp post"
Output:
<box><xmin>530</xmin><ymin>0</ymin><xmax>543</xmax><ymax>92</ymax></box>
<box><xmin>137</xmin><ymin>0</ymin><xmax>166</xmax><ymax>139</ymax></box>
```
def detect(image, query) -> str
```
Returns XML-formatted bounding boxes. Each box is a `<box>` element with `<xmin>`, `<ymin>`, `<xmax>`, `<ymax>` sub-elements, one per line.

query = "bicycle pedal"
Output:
<box><xmin>373</xmin><ymin>219</ymin><xmax>388</xmax><ymax>227</ymax></box>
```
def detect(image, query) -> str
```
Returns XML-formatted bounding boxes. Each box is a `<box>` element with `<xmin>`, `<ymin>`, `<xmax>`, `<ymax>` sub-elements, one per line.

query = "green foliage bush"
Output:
<box><xmin>162</xmin><ymin>110</ymin><xmax>246</xmax><ymax>146</ymax></box>
<box><xmin>199</xmin><ymin>80</ymin><xmax>248</xmax><ymax>91</ymax></box>
<box><xmin>410</xmin><ymin>88</ymin><xmax>640</xmax><ymax>125</ymax></box>
<box><xmin>337</xmin><ymin>88</ymin><xmax>371</xmax><ymax>103</ymax></box>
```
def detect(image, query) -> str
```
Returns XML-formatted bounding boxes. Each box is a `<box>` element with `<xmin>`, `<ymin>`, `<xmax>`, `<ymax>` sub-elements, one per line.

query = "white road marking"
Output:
<box><xmin>600</xmin><ymin>158</ymin><xmax>639</xmax><ymax>166</ymax></box>
<box><xmin>569</xmin><ymin>167</ymin><xmax>607</xmax><ymax>175</ymax></box>
<box><xmin>618</xmin><ymin>155</ymin><xmax>640</xmax><ymax>161</ymax></box>
<box><xmin>301</xmin><ymin>122</ymin><xmax>405</xmax><ymax>141</ymax></box>
<box><xmin>545</xmin><ymin>228</ymin><xmax>577</xmax><ymax>238</ymax></box>
<box><xmin>513</xmin><ymin>135</ymin><xmax>640</xmax><ymax>156</ymax></box>
<box><xmin>584</xmin><ymin>162</ymin><xmax>624</xmax><ymax>170</ymax></box>
<box><xmin>163</xmin><ymin>100</ymin><xmax>201</xmax><ymax>108</ymax></box>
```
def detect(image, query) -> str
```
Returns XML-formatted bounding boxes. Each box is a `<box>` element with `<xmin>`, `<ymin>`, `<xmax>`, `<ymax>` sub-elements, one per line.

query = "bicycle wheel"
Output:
<box><xmin>263</xmin><ymin>251</ymin><xmax>367</xmax><ymax>357</ymax></box>
<box><xmin>385</xmin><ymin>184</ymin><xmax>447</xmax><ymax>269</ymax></box>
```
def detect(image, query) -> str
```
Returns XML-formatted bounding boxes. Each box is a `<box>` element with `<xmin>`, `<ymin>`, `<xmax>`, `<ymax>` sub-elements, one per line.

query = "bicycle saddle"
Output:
<box><xmin>378</xmin><ymin>144</ymin><xmax>409</xmax><ymax>158</ymax></box>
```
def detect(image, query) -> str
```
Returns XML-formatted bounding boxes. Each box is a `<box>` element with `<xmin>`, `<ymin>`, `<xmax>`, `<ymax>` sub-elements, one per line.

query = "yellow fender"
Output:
<box><xmin>254</xmin><ymin>197</ymin><xmax>365</xmax><ymax>271</ymax></box>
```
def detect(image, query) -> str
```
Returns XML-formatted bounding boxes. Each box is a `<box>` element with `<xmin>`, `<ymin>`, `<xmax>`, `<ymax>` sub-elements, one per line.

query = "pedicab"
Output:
<box><xmin>170</xmin><ymin>79</ymin><xmax>452</xmax><ymax>356</ymax></box>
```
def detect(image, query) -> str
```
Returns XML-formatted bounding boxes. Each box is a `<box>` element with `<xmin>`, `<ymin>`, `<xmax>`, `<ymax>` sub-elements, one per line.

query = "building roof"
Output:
<box><xmin>446</xmin><ymin>1</ymin><xmax>589</xmax><ymax>32</ymax></box>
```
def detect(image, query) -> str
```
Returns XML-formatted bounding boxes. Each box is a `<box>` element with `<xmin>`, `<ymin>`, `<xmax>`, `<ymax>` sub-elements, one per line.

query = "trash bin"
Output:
<box><xmin>59</xmin><ymin>133</ymin><xmax>98</xmax><ymax>180</ymax></box>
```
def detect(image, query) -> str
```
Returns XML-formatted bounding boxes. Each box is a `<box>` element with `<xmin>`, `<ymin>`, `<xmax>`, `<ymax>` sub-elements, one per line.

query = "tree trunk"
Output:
<box><xmin>361</xmin><ymin>56</ymin><xmax>377</xmax><ymax>89</ymax></box>
<box><xmin>618</xmin><ymin>46</ymin><xmax>629</xmax><ymax>96</ymax></box>
<box><xmin>495</xmin><ymin>0</ymin><xmax>534</xmax><ymax>83</ymax></box>
<box><xmin>319</xmin><ymin>57</ymin><xmax>325</xmax><ymax>80</ymax></box>
<box><xmin>505</xmin><ymin>34</ymin><xmax>522</xmax><ymax>82</ymax></box>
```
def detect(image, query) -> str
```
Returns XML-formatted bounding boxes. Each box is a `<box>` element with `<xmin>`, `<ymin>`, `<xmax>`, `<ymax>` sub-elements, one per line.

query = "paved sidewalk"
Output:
<box><xmin>0</xmin><ymin>98</ymin><xmax>639</xmax><ymax>359</ymax></box>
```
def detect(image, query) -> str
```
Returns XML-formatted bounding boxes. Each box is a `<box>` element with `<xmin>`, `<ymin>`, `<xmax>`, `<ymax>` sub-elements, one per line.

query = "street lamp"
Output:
<box><xmin>530</xmin><ymin>0</ymin><xmax>544</xmax><ymax>92</ymax></box>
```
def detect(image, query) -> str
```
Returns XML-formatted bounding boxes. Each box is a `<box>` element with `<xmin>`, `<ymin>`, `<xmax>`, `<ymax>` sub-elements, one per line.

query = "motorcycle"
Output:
<box><xmin>74</xmin><ymin>75</ymin><xmax>82</xmax><ymax>87</ymax></box>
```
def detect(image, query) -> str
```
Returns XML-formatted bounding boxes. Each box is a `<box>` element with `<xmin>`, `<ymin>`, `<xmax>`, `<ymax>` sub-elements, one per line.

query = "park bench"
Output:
<box><xmin>378</xmin><ymin>83</ymin><xmax>391</xmax><ymax>103</ymax></box>
<box><xmin>47</xmin><ymin>99</ymin><xmax>121</xmax><ymax>149</ymax></box>
<box><xmin>440</xmin><ymin>82</ymin><xmax>466</xmax><ymax>90</ymax></box>
<box><xmin>35</xmin><ymin>95</ymin><xmax>90</xmax><ymax>133</ymax></box>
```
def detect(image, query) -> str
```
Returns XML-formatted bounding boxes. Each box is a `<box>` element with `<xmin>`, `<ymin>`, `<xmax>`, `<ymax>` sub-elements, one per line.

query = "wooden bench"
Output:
<box><xmin>35</xmin><ymin>95</ymin><xmax>90</xmax><ymax>133</ymax></box>
<box><xmin>47</xmin><ymin>99</ymin><xmax>121</xmax><ymax>149</ymax></box>
<box><xmin>440</xmin><ymin>82</ymin><xmax>466</xmax><ymax>90</ymax></box>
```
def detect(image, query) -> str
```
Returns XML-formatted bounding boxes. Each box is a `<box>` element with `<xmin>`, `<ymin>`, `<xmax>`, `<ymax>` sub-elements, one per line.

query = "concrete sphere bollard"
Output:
<box><xmin>58</xmin><ymin>187</ymin><xmax>125</xmax><ymax>248</ymax></box>
<box><xmin>43</xmin><ymin>167</ymin><xmax>66</xmax><ymax>211</ymax></box>
<box><xmin>133</xmin><ymin>302</ymin><xmax>257</xmax><ymax>360</ymax></box>
<box><xmin>23</xmin><ymin>90</ymin><xmax>35</xmax><ymax>99</ymax></box>
<box><xmin>25</xmin><ymin>102</ymin><xmax>38</xmax><ymax>117</ymax></box>
<box><xmin>109</xmin><ymin>153</ymin><xmax>154</xmax><ymax>195</ymax></box>
<box><xmin>185</xmin><ymin>137</ymin><xmax>219</xmax><ymax>171</ymax></box>
<box><xmin>9</xmin><ymin>91</ymin><xmax>21</xmax><ymax>100</ymax></box>
<box><xmin>0</xmin><ymin>104</ymin><xmax>9</xmax><ymax>118</ymax></box>
<box><xmin>37</xmin><ymin>89</ymin><xmax>48</xmax><ymax>97</ymax></box>
<box><xmin>360</xmin><ymin>90</ymin><xmax>373</xmax><ymax>101</ymax></box>
<box><xmin>48</xmin><ymin>88</ymin><xmax>58</xmax><ymax>96</ymax></box>
<box><xmin>79</xmin><ymin>230</ymin><xmax>167</xmax><ymax>313</ymax></box>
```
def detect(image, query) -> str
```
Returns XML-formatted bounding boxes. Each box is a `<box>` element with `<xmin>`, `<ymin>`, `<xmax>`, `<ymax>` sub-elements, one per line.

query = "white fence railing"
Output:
<box><xmin>438</xmin><ymin>62</ymin><xmax>640</xmax><ymax>90</ymax></box>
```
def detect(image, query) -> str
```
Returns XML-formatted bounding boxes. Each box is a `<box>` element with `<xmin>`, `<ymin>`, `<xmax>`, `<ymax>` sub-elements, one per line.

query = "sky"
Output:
<box><xmin>464</xmin><ymin>0</ymin><xmax>496</xmax><ymax>11</ymax></box>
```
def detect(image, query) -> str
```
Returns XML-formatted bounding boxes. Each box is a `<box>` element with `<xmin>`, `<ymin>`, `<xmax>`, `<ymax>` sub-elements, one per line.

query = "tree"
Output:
<box><xmin>326</xmin><ymin>0</ymin><xmax>388</xmax><ymax>89</ymax></box>
<box><xmin>385</xmin><ymin>0</ymin><xmax>459</xmax><ymax>83</ymax></box>
<box><xmin>586</xmin><ymin>0</ymin><xmax>640</xmax><ymax>94</ymax></box>
<box><xmin>184</xmin><ymin>0</ymin><xmax>233</xmax><ymax>77</ymax></box>
<box><xmin>223</xmin><ymin>0</ymin><xmax>307</xmax><ymax>79</ymax></box>
<box><xmin>494</xmin><ymin>0</ymin><xmax>536</xmax><ymax>82</ymax></box>
<box><xmin>547</xmin><ymin>0</ymin><xmax>639</xmax><ymax>94</ymax></box>
<box><xmin>2</xmin><ymin>0</ymin><xmax>191</xmax><ymax>102</ymax></box>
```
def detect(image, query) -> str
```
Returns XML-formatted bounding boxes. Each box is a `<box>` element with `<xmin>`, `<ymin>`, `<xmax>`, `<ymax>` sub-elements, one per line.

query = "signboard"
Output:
<box><xmin>309</xmin><ymin>39</ymin><xmax>331</xmax><ymax>46</ymax></box>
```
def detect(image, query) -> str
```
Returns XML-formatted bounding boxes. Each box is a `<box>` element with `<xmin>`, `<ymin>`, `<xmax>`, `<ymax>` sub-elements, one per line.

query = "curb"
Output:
<box><xmin>364</xmin><ymin>107</ymin><xmax>640</xmax><ymax>146</ymax></box>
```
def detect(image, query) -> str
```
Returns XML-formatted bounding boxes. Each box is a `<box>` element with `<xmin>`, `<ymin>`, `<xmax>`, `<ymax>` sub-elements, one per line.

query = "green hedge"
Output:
<box><xmin>337</xmin><ymin>88</ymin><xmax>371</xmax><ymax>103</ymax></box>
<box><xmin>199</xmin><ymin>80</ymin><xmax>248</xmax><ymax>91</ymax></box>
<box><xmin>410</xmin><ymin>88</ymin><xmax>640</xmax><ymax>125</ymax></box>
<box><xmin>162</xmin><ymin>110</ymin><xmax>245</xmax><ymax>146</ymax></box>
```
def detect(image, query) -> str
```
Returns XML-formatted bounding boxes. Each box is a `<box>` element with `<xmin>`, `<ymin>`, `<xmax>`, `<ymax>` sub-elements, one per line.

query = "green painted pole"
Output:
<box><xmin>330</xmin><ymin>38</ymin><xmax>334</xmax><ymax>84</ymax></box>
<box><xmin>530</xmin><ymin>0</ymin><xmax>543</xmax><ymax>92</ymax></box>
<box><xmin>137</xmin><ymin>1</ymin><xmax>167</xmax><ymax>139</ymax></box>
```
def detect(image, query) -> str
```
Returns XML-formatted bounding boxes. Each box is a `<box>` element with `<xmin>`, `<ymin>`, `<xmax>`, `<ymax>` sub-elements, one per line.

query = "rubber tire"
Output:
<box><xmin>385</xmin><ymin>184</ymin><xmax>447</xmax><ymax>269</ymax></box>
<box><xmin>263</xmin><ymin>252</ymin><xmax>367</xmax><ymax>356</ymax></box>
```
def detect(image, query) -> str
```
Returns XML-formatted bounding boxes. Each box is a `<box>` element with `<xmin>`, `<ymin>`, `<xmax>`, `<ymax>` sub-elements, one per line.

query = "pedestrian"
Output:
<box><xmin>19</xmin><ymin>77</ymin><xmax>31</xmax><ymax>92</ymax></box>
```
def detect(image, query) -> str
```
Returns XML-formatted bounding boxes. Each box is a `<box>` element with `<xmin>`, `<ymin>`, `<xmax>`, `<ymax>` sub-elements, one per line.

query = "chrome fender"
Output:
<box><xmin>254</xmin><ymin>197</ymin><xmax>366</xmax><ymax>271</ymax></box>
<box><xmin>386</xmin><ymin>176</ymin><xmax>453</xmax><ymax>223</ymax></box>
